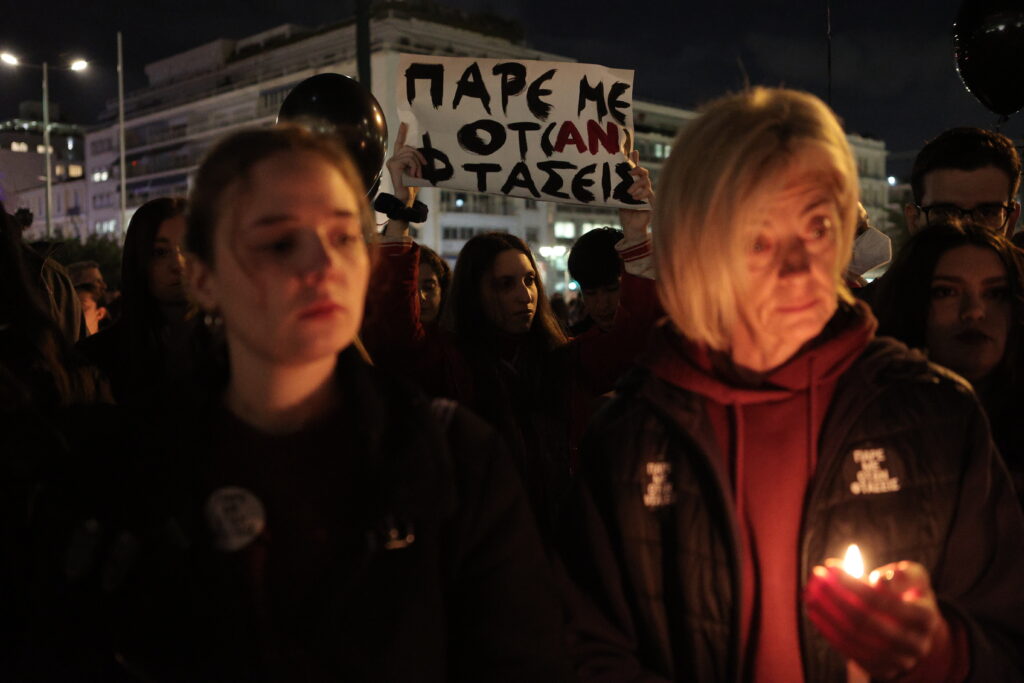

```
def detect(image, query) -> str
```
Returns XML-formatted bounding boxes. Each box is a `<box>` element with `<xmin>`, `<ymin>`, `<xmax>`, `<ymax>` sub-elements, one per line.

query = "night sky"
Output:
<box><xmin>2</xmin><ymin>0</ymin><xmax>1021</xmax><ymax>177</ymax></box>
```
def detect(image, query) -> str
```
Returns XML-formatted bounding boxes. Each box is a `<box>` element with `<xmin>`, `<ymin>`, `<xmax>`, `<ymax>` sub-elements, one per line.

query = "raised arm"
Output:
<box><xmin>575</xmin><ymin>152</ymin><xmax>660</xmax><ymax>395</ymax></box>
<box><xmin>361</xmin><ymin>123</ymin><xmax>431</xmax><ymax>358</ymax></box>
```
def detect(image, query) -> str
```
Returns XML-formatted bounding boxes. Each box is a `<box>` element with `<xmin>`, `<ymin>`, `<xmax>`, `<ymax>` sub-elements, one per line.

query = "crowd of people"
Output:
<box><xmin>1</xmin><ymin>85</ymin><xmax>1022</xmax><ymax>681</ymax></box>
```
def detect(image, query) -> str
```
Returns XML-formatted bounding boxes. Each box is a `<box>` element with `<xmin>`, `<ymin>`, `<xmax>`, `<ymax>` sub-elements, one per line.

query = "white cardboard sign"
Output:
<box><xmin>396</xmin><ymin>53</ymin><xmax>648</xmax><ymax>210</ymax></box>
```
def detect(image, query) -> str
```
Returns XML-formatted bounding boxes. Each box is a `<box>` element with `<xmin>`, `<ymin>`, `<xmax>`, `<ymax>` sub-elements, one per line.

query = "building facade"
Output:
<box><xmin>79</xmin><ymin>2</ymin><xmax>887</xmax><ymax>287</ymax></box>
<box><xmin>1</xmin><ymin>101</ymin><xmax>86</xmax><ymax>237</ymax></box>
<box><xmin>17</xmin><ymin>178</ymin><xmax>89</xmax><ymax>240</ymax></box>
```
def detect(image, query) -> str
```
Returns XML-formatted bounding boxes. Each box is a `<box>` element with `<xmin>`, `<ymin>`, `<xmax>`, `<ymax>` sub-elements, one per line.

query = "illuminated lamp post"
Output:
<box><xmin>1</xmin><ymin>52</ymin><xmax>88</xmax><ymax>238</ymax></box>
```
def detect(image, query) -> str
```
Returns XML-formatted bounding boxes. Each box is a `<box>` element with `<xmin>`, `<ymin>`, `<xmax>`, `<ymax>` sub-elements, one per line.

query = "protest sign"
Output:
<box><xmin>396</xmin><ymin>54</ymin><xmax>648</xmax><ymax>210</ymax></box>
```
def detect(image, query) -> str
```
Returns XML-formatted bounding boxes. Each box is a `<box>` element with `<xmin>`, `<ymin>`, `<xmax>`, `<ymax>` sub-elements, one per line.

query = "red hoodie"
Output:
<box><xmin>641</xmin><ymin>303</ymin><xmax>876</xmax><ymax>682</ymax></box>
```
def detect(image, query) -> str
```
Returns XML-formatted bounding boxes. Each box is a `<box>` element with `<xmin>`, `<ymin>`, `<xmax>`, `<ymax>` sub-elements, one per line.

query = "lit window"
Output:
<box><xmin>10</xmin><ymin>141</ymin><xmax>27</xmax><ymax>152</ymax></box>
<box><xmin>36</xmin><ymin>144</ymin><xmax>46</xmax><ymax>154</ymax></box>
<box><xmin>581</xmin><ymin>223</ymin><xmax>597</xmax><ymax>234</ymax></box>
<box><xmin>69</xmin><ymin>164</ymin><xmax>83</xmax><ymax>178</ymax></box>
<box><xmin>554</xmin><ymin>221</ymin><xmax>575</xmax><ymax>239</ymax></box>
<box><xmin>654</xmin><ymin>143</ymin><xmax>664</xmax><ymax>158</ymax></box>
<box><xmin>67</xmin><ymin>138</ymin><xmax>74</xmax><ymax>150</ymax></box>
<box><xmin>55</xmin><ymin>164</ymin><xmax>65</xmax><ymax>177</ymax></box>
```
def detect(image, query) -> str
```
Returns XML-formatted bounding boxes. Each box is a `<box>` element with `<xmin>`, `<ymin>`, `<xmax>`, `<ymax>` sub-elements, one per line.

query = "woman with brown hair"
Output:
<box><xmin>30</xmin><ymin>125</ymin><xmax>562</xmax><ymax>680</ymax></box>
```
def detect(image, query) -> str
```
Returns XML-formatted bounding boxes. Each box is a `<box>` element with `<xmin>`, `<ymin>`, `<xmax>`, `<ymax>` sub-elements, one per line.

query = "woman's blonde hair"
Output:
<box><xmin>653</xmin><ymin>87</ymin><xmax>859</xmax><ymax>350</ymax></box>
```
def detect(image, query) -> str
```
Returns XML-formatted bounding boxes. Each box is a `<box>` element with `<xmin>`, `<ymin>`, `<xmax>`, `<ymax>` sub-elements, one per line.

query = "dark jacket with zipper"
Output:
<box><xmin>18</xmin><ymin>348</ymin><xmax>564</xmax><ymax>682</ymax></box>
<box><xmin>562</xmin><ymin>332</ymin><xmax>1024</xmax><ymax>682</ymax></box>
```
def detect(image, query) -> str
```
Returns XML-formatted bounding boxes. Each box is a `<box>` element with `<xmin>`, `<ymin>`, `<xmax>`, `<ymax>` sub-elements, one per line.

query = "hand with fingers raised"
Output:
<box><xmin>386</xmin><ymin>122</ymin><xmax>428</xmax><ymax>205</ymax></box>
<box><xmin>618</xmin><ymin>149</ymin><xmax>654</xmax><ymax>241</ymax></box>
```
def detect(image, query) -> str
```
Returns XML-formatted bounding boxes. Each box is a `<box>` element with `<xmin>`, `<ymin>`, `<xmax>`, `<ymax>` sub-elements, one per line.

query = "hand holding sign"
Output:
<box><xmin>387</xmin><ymin>122</ymin><xmax>428</xmax><ymax>204</ymax></box>
<box><xmin>620</xmin><ymin>150</ymin><xmax>654</xmax><ymax>240</ymax></box>
<box><xmin>805</xmin><ymin>557</ymin><xmax>951</xmax><ymax>680</ymax></box>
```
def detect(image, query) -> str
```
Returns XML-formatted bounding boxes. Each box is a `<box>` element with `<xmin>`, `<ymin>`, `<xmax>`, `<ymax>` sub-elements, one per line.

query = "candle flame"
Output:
<box><xmin>842</xmin><ymin>544</ymin><xmax>864</xmax><ymax>578</ymax></box>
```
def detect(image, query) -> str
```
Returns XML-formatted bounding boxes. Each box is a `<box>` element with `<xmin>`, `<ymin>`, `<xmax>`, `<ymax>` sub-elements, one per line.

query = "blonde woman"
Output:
<box><xmin>562</xmin><ymin>88</ymin><xmax>1024</xmax><ymax>682</ymax></box>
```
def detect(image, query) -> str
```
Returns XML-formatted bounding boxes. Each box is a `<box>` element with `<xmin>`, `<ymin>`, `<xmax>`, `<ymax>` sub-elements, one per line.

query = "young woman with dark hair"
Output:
<box><xmin>77</xmin><ymin>196</ymin><xmax>201</xmax><ymax>402</ymax></box>
<box><xmin>874</xmin><ymin>221</ymin><xmax>1024</xmax><ymax>505</ymax></box>
<box><xmin>32</xmin><ymin>124</ymin><xmax>562</xmax><ymax>680</ymax></box>
<box><xmin>364</xmin><ymin>124</ymin><xmax>658</xmax><ymax>547</ymax></box>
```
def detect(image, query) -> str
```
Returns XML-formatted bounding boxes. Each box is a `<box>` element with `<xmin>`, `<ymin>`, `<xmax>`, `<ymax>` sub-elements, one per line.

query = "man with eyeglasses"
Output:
<box><xmin>904</xmin><ymin>127</ymin><xmax>1021</xmax><ymax>238</ymax></box>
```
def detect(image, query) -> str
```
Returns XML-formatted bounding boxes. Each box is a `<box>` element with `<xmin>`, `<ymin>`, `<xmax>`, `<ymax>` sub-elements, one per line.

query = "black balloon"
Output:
<box><xmin>954</xmin><ymin>0</ymin><xmax>1024</xmax><ymax>116</ymax></box>
<box><xmin>278</xmin><ymin>73</ymin><xmax>388</xmax><ymax>194</ymax></box>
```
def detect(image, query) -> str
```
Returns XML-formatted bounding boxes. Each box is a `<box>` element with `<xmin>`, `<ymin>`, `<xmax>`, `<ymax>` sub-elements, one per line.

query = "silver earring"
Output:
<box><xmin>203</xmin><ymin>310</ymin><xmax>224</xmax><ymax>331</ymax></box>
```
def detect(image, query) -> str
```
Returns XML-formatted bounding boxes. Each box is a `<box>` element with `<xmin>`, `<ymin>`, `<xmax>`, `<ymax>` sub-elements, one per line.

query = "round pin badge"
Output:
<box><xmin>205</xmin><ymin>486</ymin><xmax>267</xmax><ymax>552</ymax></box>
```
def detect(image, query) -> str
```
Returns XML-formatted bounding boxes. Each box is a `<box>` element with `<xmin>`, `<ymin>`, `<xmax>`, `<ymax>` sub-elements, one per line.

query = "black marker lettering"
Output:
<box><xmin>536</xmin><ymin>160</ymin><xmax>576</xmax><ymax>200</ymax></box>
<box><xmin>404</xmin><ymin>63</ymin><xmax>444</xmax><ymax>108</ymax></box>
<box><xmin>608</xmin><ymin>81</ymin><xmax>631</xmax><ymax>125</ymax></box>
<box><xmin>577</xmin><ymin>76</ymin><xmax>608</xmax><ymax>121</ymax></box>
<box><xmin>418</xmin><ymin>133</ymin><xmax>454</xmax><ymax>185</ymax></box>
<box><xmin>572</xmin><ymin>164</ymin><xmax>597</xmax><ymax>203</ymax></box>
<box><xmin>457</xmin><ymin>119</ymin><xmax>507</xmax><ymax>155</ymax></box>
<box><xmin>508</xmin><ymin>121</ymin><xmax>541</xmax><ymax>159</ymax></box>
<box><xmin>452</xmin><ymin>62</ymin><xmax>492</xmax><ymax>115</ymax></box>
<box><xmin>492</xmin><ymin>62</ymin><xmax>527</xmax><ymax>115</ymax></box>
<box><xmin>527</xmin><ymin>69</ymin><xmax>556</xmax><ymax>121</ymax></box>
<box><xmin>501</xmin><ymin>162</ymin><xmax>541</xmax><ymax>198</ymax></box>
<box><xmin>463</xmin><ymin>163</ymin><xmax>502</xmax><ymax>192</ymax></box>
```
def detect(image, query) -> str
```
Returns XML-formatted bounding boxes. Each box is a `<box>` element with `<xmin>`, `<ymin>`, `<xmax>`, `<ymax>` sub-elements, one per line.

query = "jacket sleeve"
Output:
<box><xmin>933</xmin><ymin>403</ymin><xmax>1024</xmax><ymax>682</ymax></box>
<box><xmin>443</xmin><ymin>406</ymin><xmax>568</xmax><ymax>682</ymax></box>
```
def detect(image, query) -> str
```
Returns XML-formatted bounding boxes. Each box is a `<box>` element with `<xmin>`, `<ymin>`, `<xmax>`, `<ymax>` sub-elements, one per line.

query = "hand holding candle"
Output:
<box><xmin>805</xmin><ymin>546</ymin><xmax>949</xmax><ymax>680</ymax></box>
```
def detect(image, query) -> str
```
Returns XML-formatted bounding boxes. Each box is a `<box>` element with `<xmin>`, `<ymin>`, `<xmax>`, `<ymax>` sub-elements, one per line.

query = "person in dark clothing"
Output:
<box><xmin>77</xmin><ymin>196</ymin><xmax>203</xmax><ymax>403</ymax></box>
<box><xmin>362</xmin><ymin>123</ymin><xmax>658</xmax><ymax>547</ymax></box>
<box><xmin>0</xmin><ymin>204</ymin><xmax>103</xmax><ymax>410</ymax></box>
<box><xmin>24</xmin><ymin>124</ymin><xmax>562</xmax><ymax>681</ymax></box>
<box><xmin>416</xmin><ymin>242</ymin><xmax>450</xmax><ymax>325</ymax></box>
<box><xmin>20</xmin><ymin>241</ymin><xmax>86</xmax><ymax>343</ymax></box>
<box><xmin>903</xmin><ymin>126</ymin><xmax>1021</xmax><ymax>238</ymax></box>
<box><xmin>0</xmin><ymin>203</ymin><xmax>110</xmax><ymax>673</ymax></box>
<box><xmin>874</xmin><ymin>222</ymin><xmax>1024</xmax><ymax>509</ymax></box>
<box><xmin>568</xmin><ymin>227</ymin><xmax>628</xmax><ymax>335</ymax></box>
<box><xmin>561</xmin><ymin>87</ymin><xmax>1024</xmax><ymax>682</ymax></box>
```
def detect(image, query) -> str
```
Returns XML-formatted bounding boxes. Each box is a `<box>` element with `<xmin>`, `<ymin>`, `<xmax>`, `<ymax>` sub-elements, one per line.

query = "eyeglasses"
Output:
<box><xmin>915</xmin><ymin>202</ymin><xmax>1015</xmax><ymax>229</ymax></box>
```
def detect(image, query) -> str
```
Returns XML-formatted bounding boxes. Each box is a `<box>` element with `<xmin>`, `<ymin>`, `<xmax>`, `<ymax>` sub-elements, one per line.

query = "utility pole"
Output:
<box><xmin>356</xmin><ymin>0</ymin><xmax>371</xmax><ymax>86</ymax></box>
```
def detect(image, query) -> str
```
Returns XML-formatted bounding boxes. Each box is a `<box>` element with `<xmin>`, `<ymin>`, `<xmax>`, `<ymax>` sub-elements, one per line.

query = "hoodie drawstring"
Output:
<box><xmin>734</xmin><ymin>403</ymin><xmax>745</xmax><ymax>527</ymax></box>
<box><xmin>808</xmin><ymin>355</ymin><xmax>818</xmax><ymax>480</ymax></box>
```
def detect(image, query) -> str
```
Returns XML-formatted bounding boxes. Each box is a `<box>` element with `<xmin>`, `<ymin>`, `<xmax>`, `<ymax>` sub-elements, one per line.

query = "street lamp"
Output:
<box><xmin>1</xmin><ymin>51</ymin><xmax>88</xmax><ymax>238</ymax></box>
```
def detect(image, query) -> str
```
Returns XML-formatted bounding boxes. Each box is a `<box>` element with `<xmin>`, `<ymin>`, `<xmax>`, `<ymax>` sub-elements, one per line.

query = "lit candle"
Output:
<box><xmin>841</xmin><ymin>544</ymin><xmax>870</xmax><ymax>683</ymax></box>
<box><xmin>842</xmin><ymin>543</ymin><xmax>864</xmax><ymax>579</ymax></box>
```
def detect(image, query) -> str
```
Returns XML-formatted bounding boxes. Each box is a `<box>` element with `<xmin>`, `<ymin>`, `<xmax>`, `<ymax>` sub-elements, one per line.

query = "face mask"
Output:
<box><xmin>848</xmin><ymin>226</ymin><xmax>892</xmax><ymax>277</ymax></box>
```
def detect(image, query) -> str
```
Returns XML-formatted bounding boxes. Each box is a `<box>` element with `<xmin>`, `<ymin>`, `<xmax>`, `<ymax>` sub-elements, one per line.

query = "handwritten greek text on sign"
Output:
<box><xmin>397</xmin><ymin>54</ymin><xmax>647</xmax><ymax>210</ymax></box>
